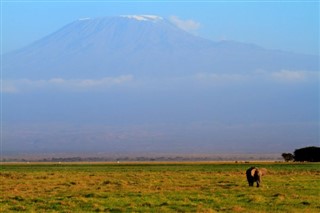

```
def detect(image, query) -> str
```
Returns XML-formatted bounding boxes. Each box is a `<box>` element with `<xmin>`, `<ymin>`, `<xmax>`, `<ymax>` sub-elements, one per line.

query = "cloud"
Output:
<box><xmin>271</xmin><ymin>70</ymin><xmax>317</xmax><ymax>82</ymax></box>
<box><xmin>3</xmin><ymin>70</ymin><xmax>318</xmax><ymax>94</ymax></box>
<box><xmin>56</xmin><ymin>75</ymin><xmax>133</xmax><ymax>88</ymax></box>
<box><xmin>169</xmin><ymin>16</ymin><xmax>200</xmax><ymax>32</ymax></box>
<box><xmin>193</xmin><ymin>70</ymin><xmax>319</xmax><ymax>85</ymax></box>
<box><xmin>2</xmin><ymin>75</ymin><xmax>133</xmax><ymax>93</ymax></box>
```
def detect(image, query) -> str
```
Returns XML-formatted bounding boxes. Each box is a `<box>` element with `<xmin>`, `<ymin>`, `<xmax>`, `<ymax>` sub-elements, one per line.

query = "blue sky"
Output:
<box><xmin>1</xmin><ymin>0</ymin><xmax>319</xmax><ymax>55</ymax></box>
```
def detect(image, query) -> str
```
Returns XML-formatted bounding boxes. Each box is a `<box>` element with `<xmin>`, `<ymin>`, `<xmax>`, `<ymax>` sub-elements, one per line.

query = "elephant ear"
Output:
<box><xmin>251</xmin><ymin>168</ymin><xmax>256</xmax><ymax>177</ymax></box>
<box><xmin>260</xmin><ymin>168</ymin><xmax>267</xmax><ymax>176</ymax></box>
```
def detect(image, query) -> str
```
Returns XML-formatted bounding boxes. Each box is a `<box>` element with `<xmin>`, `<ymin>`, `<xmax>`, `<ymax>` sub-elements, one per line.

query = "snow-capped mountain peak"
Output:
<box><xmin>120</xmin><ymin>15</ymin><xmax>163</xmax><ymax>22</ymax></box>
<box><xmin>3</xmin><ymin>15</ymin><xmax>318</xmax><ymax>80</ymax></box>
<box><xmin>78</xmin><ymin>17</ymin><xmax>91</xmax><ymax>21</ymax></box>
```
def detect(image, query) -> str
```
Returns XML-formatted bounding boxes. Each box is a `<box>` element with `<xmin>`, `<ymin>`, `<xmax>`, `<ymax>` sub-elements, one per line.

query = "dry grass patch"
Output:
<box><xmin>1</xmin><ymin>162</ymin><xmax>319</xmax><ymax>212</ymax></box>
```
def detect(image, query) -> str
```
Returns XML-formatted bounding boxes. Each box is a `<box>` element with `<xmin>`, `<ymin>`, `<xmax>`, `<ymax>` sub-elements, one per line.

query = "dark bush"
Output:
<box><xmin>294</xmin><ymin>146</ymin><xmax>320</xmax><ymax>162</ymax></box>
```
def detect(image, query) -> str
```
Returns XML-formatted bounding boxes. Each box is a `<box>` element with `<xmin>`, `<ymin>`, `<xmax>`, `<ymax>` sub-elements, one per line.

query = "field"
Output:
<box><xmin>1</xmin><ymin>162</ymin><xmax>319</xmax><ymax>212</ymax></box>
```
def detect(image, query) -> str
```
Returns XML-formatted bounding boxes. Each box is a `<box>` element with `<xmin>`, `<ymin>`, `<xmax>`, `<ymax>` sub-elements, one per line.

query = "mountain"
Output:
<box><xmin>3</xmin><ymin>15</ymin><xmax>318</xmax><ymax>79</ymax></box>
<box><xmin>2</xmin><ymin>15</ymin><xmax>319</xmax><ymax>155</ymax></box>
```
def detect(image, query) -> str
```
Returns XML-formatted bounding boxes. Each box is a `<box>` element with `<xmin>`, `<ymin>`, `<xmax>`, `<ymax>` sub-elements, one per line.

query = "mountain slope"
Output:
<box><xmin>3</xmin><ymin>15</ymin><xmax>318</xmax><ymax>79</ymax></box>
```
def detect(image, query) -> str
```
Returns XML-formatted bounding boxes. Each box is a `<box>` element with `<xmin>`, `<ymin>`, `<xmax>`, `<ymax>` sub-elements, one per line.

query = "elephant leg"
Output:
<box><xmin>254</xmin><ymin>172</ymin><xmax>261</xmax><ymax>187</ymax></box>
<box><xmin>246</xmin><ymin>167</ymin><xmax>258</xmax><ymax>187</ymax></box>
<box><xmin>247</xmin><ymin>176</ymin><xmax>254</xmax><ymax>186</ymax></box>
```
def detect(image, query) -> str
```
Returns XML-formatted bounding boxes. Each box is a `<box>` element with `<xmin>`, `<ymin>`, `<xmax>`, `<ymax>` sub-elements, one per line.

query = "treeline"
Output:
<box><xmin>2</xmin><ymin>155</ymin><xmax>279</xmax><ymax>163</ymax></box>
<box><xmin>282</xmin><ymin>146</ymin><xmax>320</xmax><ymax>162</ymax></box>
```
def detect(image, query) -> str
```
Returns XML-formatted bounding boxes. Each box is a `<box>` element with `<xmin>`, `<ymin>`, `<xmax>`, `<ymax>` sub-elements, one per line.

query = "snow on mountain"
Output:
<box><xmin>78</xmin><ymin>17</ymin><xmax>91</xmax><ymax>21</ymax></box>
<box><xmin>120</xmin><ymin>15</ymin><xmax>163</xmax><ymax>22</ymax></box>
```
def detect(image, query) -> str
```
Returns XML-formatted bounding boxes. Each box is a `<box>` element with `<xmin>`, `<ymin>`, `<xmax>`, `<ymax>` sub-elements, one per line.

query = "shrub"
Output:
<box><xmin>294</xmin><ymin>146</ymin><xmax>320</xmax><ymax>162</ymax></box>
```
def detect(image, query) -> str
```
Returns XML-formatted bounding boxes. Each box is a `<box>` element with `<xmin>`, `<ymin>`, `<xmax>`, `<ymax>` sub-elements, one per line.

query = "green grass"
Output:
<box><xmin>1</xmin><ymin>162</ymin><xmax>319</xmax><ymax>212</ymax></box>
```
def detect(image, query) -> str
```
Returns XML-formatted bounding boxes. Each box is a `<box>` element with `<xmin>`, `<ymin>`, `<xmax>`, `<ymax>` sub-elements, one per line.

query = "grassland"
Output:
<box><xmin>1</xmin><ymin>162</ymin><xmax>319</xmax><ymax>212</ymax></box>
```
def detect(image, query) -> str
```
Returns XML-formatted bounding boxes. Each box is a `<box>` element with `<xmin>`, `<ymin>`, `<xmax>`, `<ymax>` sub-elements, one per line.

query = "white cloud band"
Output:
<box><xmin>271</xmin><ymin>70</ymin><xmax>314</xmax><ymax>81</ymax></box>
<box><xmin>2</xmin><ymin>75</ymin><xmax>133</xmax><ymax>93</ymax></box>
<box><xmin>2</xmin><ymin>70</ymin><xmax>318</xmax><ymax>94</ymax></box>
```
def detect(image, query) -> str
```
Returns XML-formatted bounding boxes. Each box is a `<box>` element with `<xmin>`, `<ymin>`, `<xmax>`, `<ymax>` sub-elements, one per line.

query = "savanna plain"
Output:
<box><xmin>1</xmin><ymin>162</ymin><xmax>319</xmax><ymax>212</ymax></box>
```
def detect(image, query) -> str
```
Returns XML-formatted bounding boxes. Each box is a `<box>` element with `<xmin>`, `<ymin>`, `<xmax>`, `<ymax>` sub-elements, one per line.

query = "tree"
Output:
<box><xmin>294</xmin><ymin>146</ymin><xmax>320</xmax><ymax>162</ymax></box>
<box><xmin>281</xmin><ymin>153</ymin><xmax>294</xmax><ymax>162</ymax></box>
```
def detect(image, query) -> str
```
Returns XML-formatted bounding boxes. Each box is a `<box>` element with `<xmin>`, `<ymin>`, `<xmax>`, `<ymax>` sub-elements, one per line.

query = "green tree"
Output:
<box><xmin>281</xmin><ymin>153</ymin><xmax>294</xmax><ymax>162</ymax></box>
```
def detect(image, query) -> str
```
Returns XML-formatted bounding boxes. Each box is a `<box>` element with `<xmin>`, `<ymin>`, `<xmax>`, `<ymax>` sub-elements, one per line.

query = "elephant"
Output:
<box><xmin>246</xmin><ymin>167</ymin><xmax>267</xmax><ymax>187</ymax></box>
